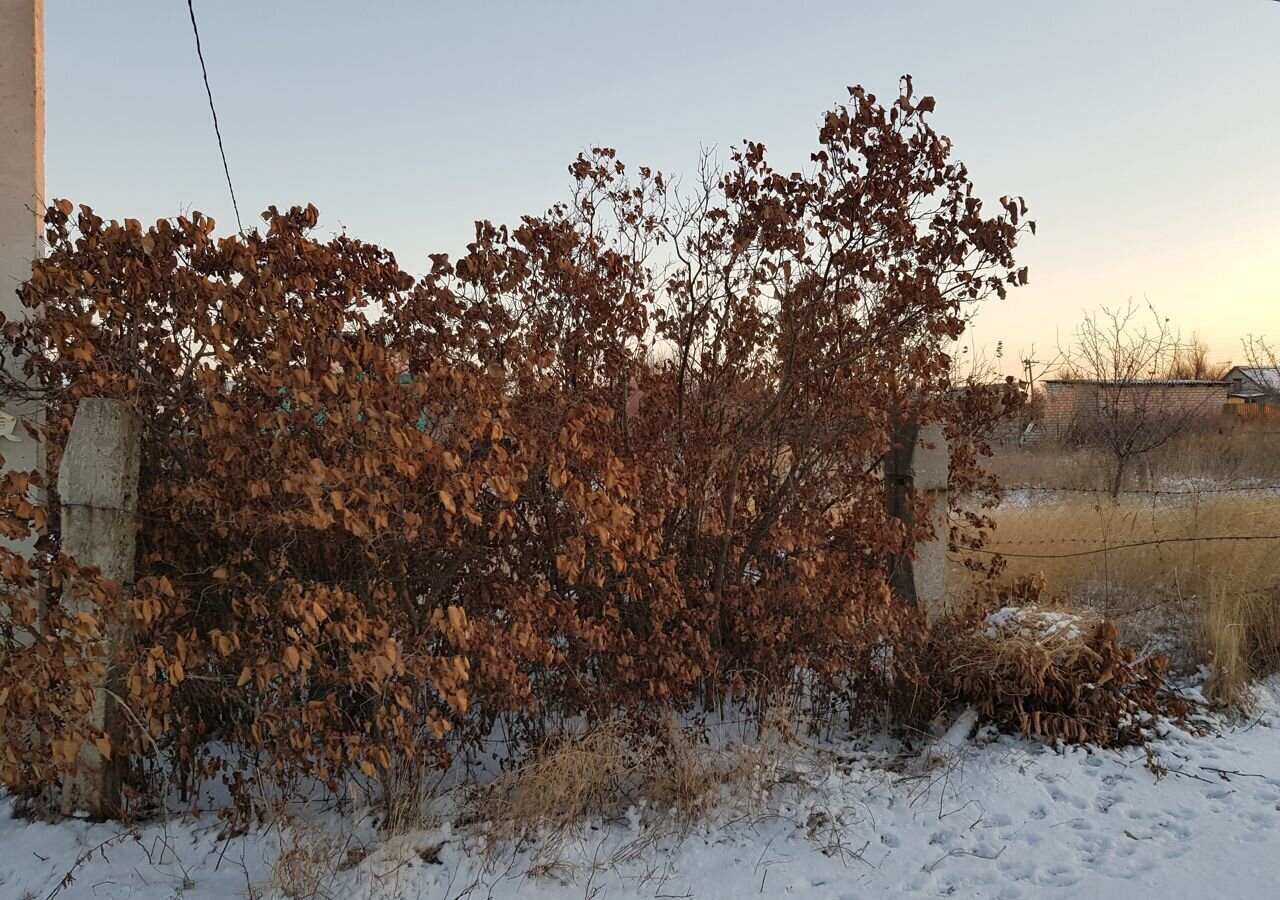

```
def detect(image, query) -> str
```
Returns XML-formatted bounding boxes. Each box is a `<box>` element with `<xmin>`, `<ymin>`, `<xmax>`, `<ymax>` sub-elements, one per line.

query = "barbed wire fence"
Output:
<box><xmin>954</xmin><ymin>419</ymin><xmax>1280</xmax><ymax>661</ymax></box>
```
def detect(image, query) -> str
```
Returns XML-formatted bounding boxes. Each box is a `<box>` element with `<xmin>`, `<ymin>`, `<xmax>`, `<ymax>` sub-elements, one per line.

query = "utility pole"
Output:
<box><xmin>0</xmin><ymin>0</ymin><xmax>44</xmax><ymax>557</ymax></box>
<box><xmin>1021</xmin><ymin>355</ymin><xmax>1040</xmax><ymax>402</ymax></box>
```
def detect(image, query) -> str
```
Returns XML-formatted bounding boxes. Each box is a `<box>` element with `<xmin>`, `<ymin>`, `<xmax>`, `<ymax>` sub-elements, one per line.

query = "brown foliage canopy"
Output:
<box><xmin>0</xmin><ymin>79</ymin><xmax>1029</xmax><ymax>810</ymax></box>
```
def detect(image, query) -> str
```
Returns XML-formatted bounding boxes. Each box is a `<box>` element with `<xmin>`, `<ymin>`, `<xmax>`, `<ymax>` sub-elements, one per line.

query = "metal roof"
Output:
<box><xmin>1227</xmin><ymin>366</ymin><xmax>1280</xmax><ymax>394</ymax></box>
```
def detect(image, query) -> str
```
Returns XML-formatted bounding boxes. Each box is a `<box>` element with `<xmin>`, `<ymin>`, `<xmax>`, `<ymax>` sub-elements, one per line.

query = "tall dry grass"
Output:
<box><xmin>961</xmin><ymin>441</ymin><xmax>1280</xmax><ymax>705</ymax></box>
<box><xmin>268</xmin><ymin>823</ymin><xmax>352</xmax><ymax>900</ymax></box>
<box><xmin>975</xmin><ymin>491</ymin><xmax>1280</xmax><ymax>606</ymax></box>
<box><xmin>253</xmin><ymin>710</ymin><xmax>813</xmax><ymax>894</ymax></box>
<box><xmin>1199</xmin><ymin>584</ymin><xmax>1280</xmax><ymax>710</ymax></box>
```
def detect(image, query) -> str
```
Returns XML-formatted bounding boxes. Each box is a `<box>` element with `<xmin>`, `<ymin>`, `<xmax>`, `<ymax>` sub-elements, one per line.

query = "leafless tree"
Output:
<box><xmin>947</xmin><ymin>338</ymin><xmax>1005</xmax><ymax>387</ymax></box>
<box><xmin>1164</xmin><ymin>332</ymin><xmax>1229</xmax><ymax>380</ymax></box>
<box><xmin>1060</xmin><ymin>301</ymin><xmax>1218</xmax><ymax>496</ymax></box>
<box><xmin>1240</xmin><ymin>334</ymin><xmax>1280</xmax><ymax>403</ymax></box>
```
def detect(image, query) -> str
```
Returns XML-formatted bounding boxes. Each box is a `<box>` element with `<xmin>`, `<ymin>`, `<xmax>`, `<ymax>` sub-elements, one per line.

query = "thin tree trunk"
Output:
<box><xmin>1110</xmin><ymin>456</ymin><xmax>1127</xmax><ymax>498</ymax></box>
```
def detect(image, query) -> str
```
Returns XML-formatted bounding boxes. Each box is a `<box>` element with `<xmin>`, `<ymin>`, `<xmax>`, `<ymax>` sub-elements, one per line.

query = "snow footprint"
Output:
<box><xmin>1046</xmin><ymin>784</ymin><xmax>1088</xmax><ymax>811</ymax></box>
<box><xmin>1253</xmin><ymin>786</ymin><xmax>1280</xmax><ymax>804</ymax></box>
<box><xmin>1076</xmin><ymin>832</ymin><xmax>1112</xmax><ymax>862</ymax></box>
<box><xmin>1238</xmin><ymin>810</ymin><xmax>1274</xmax><ymax>842</ymax></box>
<box><xmin>1034</xmin><ymin>863</ymin><xmax>1082</xmax><ymax>887</ymax></box>
<box><xmin>1095</xmin><ymin>794</ymin><xmax>1120</xmax><ymax>814</ymax></box>
<box><xmin>997</xmin><ymin>856</ymin><xmax>1036</xmax><ymax>881</ymax></box>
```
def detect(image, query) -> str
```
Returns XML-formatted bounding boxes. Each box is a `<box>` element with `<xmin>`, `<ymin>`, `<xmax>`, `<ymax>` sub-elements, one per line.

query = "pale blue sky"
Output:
<box><xmin>45</xmin><ymin>1</ymin><xmax>1280</xmax><ymax>372</ymax></box>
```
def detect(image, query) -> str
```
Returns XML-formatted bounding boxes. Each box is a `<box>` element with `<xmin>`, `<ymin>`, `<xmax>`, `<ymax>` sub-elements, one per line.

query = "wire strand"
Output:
<box><xmin>960</xmin><ymin>533</ymin><xmax>1280</xmax><ymax>560</ymax></box>
<box><xmin>186</xmin><ymin>0</ymin><xmax>243</xmax><ymax>233</ymax></box>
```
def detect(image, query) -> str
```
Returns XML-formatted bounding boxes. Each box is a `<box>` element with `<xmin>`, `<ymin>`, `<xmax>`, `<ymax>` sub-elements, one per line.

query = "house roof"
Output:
<box><xmin>1226</xmin><ymin>366</ymin><xmax>1280</xmax><ymax>394</ymax></box>
<box><xmin>1042</xmin><ymin>379</ymin><xmax>1228</xmax><ymax>387</ymax></box>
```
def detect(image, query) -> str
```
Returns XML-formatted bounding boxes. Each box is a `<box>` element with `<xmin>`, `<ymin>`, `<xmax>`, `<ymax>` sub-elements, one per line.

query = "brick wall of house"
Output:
<box><xmin>1039</xmin><ymin>381</ymin><xmax>1229</xmax><ymax>441</ymax></box>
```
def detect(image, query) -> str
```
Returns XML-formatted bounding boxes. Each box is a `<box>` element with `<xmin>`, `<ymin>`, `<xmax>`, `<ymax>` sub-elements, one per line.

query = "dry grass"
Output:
<box><xmin>981</xmin><ymin>492</ymin><xmax>1280</xmax><ymax>592</ymax></box>
<box><xmin>255</xmin><ymin>710</ymin><xmax>808</xmax><ymax>895</ymax></box>
<box><xmin>1200</xmin><ymin>583</ymin><xmax>1280</xmax><ymax>710</ymax></box>
<box><xmin>478</xmin><ymin>721</ymin><xmax>640</xmax><ymax>839</ymax></box>
<box><xmin>963</xmin><ymin>429</ymin><xmax>1280</xmax><ymax>700</ymax></box>
<box><xmin>1200</xmin><ymin>583</ymin><xmax>1253</xmax><ymax>710</ymax></box>
<box><xmin>256</xmin><ymin>757</ymin><xmax>437</xmax><ymax>899</ymax></box>
<box><xmin>267</xmin><ymin>821</ymin><xmax>366</xmax><ymax>900</ymax></box>
<box><xmin>239</xmin><ymin>711</ymin><xmax>808</xmax><ymax>898</ymax></box>
<box><xmin>646</xmin><ymin>706</ymin><xmax>798</xmax><ymax>824</ymax></box>
<box><xmin>1144</xmin><ymin>428</ymin><xmax>1280</xmax><ymax>486</ymax></box>
<box><xmin>987</xmin><ymin>427</ymin><xmax>1280</xmax><ymax>492</ymax></box>
<box><xmin>985</xmin><ymin>444</ymin><xmax>1106</xmax><ymax>491</ymax></box>
<box><xmin>643</xmin><ymin>718</ymin><xmax>720</xmax><ymax>823</ymax></box>
<box><xmin>955</xmin><ymin>489</ymin><xmax>1280</xmax><ymax>670</ymax></box>
<box><xmin>377</xmin><ymin>754</ymin><xmax>449</xmax><ymax>835</ymax></box>
<box><xmin>474</xmin><ymin>708</ymin><xmax>801</xmax><ymax>846</ymax></box>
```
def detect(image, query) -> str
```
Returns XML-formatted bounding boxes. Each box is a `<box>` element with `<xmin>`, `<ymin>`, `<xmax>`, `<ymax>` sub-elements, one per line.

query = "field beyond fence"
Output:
<box><xmin>959</xmin><ymin>430</ymin><xmax>1280</xmax><ymax>703</ymax></box>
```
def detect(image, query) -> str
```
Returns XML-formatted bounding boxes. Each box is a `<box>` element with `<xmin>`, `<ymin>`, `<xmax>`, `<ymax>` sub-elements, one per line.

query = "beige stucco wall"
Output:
<box><xmin>1</xmin><ymin>0</ymin><xmax>45</xmax><ymax>555</ymax></box>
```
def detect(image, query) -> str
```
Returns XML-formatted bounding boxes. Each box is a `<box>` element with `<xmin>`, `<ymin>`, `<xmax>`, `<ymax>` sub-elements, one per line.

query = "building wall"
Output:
<box><xmin>1040</xmin><ymin>382</ymin><xmax>1229</xmax><ymax>441</ymax></box>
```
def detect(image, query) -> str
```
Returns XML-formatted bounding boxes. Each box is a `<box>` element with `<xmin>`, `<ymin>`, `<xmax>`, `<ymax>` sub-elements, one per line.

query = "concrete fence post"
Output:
<box><xmin>885</xmin><ymin>419</ymin><xmax>949</xmax><ymax>609</ymax></box>
<box><xmin>57</xmin><ymin>398</ymin><xmax>140</xmax><ymax>818</ymax></box>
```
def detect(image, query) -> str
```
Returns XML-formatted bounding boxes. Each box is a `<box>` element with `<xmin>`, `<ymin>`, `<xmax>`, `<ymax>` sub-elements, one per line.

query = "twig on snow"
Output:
<box><xmin>1199</xmin><ymin>766</ymin><xmax>1266</xmax><ymax>780</ymax></box>
<box><xmin>923</xmin><ymin>845</ymin><xmax>1005</xmax><ymax>873</ymax></box>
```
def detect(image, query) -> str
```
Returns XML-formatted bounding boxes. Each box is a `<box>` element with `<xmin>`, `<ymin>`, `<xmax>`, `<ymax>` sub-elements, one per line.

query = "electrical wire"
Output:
<box><xmin>186</xmin><ymin>0</ymin><xmax>243</xmax><ymax>233</ymax></box>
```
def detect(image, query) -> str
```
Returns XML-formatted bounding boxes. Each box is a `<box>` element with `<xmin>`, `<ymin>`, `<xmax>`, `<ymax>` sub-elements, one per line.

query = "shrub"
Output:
<box><xmin>0</xmin><ymin>77</ymin><xmax>1030</xmax><ymax>816</ymax></box>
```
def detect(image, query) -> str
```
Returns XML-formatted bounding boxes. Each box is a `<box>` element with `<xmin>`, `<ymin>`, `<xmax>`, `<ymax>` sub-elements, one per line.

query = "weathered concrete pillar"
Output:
<box><xmin>0</xmin><ymin>0</ymin><xmax>45</xmax><ymax>560</ymax></box>
<box><xmin>885</xmin><ymin>419</ymin><xmax>949</xmax><ymax>609</ymax></box>
<box><xmin>58</xmin><ymin>399</ymin><xmax>141</xmax><ymax>818</ymax></box>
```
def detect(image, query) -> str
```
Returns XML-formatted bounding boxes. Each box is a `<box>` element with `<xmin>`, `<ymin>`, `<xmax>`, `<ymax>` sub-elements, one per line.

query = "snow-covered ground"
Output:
<box><xmin>996</xmin><ymin>483</ymin><xmax>1280</xmax><ymax>511</ymax></box>
<box><xmin>5</xmin><ymin>679</ymin><xmax>1280</xmax><ymax>899</ymax></box>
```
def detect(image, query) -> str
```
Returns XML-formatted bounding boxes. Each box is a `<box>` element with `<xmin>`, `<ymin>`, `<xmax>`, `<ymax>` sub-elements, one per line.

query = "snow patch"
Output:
<box><xmin>984</xmin><ymin>605</ymin><xmax>1087</xmax><ymax>641</ymax></box>
<box><xmin>3</xmin><ymin>679</ymin><xmax>1280</xmax><ymax>898</ymax></box>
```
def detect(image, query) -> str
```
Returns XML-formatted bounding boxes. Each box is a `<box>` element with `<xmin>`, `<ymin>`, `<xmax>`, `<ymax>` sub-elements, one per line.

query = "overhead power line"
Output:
<box><xmin>186</xmin><ymin>0</ymin><xmax>243</xmax><ymax>233</ymax></box>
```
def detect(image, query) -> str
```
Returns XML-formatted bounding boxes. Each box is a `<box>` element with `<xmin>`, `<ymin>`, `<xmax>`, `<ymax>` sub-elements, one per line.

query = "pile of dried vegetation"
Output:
<box><xmin>931</xmin><ymin>577</ymin><xmax>1177</xmax><ymax>746</ymax></box>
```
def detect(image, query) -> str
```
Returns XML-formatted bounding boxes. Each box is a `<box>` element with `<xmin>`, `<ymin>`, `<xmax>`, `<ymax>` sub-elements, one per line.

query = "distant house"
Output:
<box><xmin>1224</xmin><ymin>366</ymin><xmax>1280</xmax><ymax>407</ymax></box>
<box><xmin>1039</xmin><ymin>378</ymin><xmax>1229</xmax><ymax>441</ymax></box>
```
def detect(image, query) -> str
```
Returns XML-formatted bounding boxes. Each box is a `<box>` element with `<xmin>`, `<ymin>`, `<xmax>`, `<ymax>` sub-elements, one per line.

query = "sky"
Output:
<box><xmin>43</xmin><ymin>0</ymin><xmax>1280</xmax><ymax>377</ymax></box>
